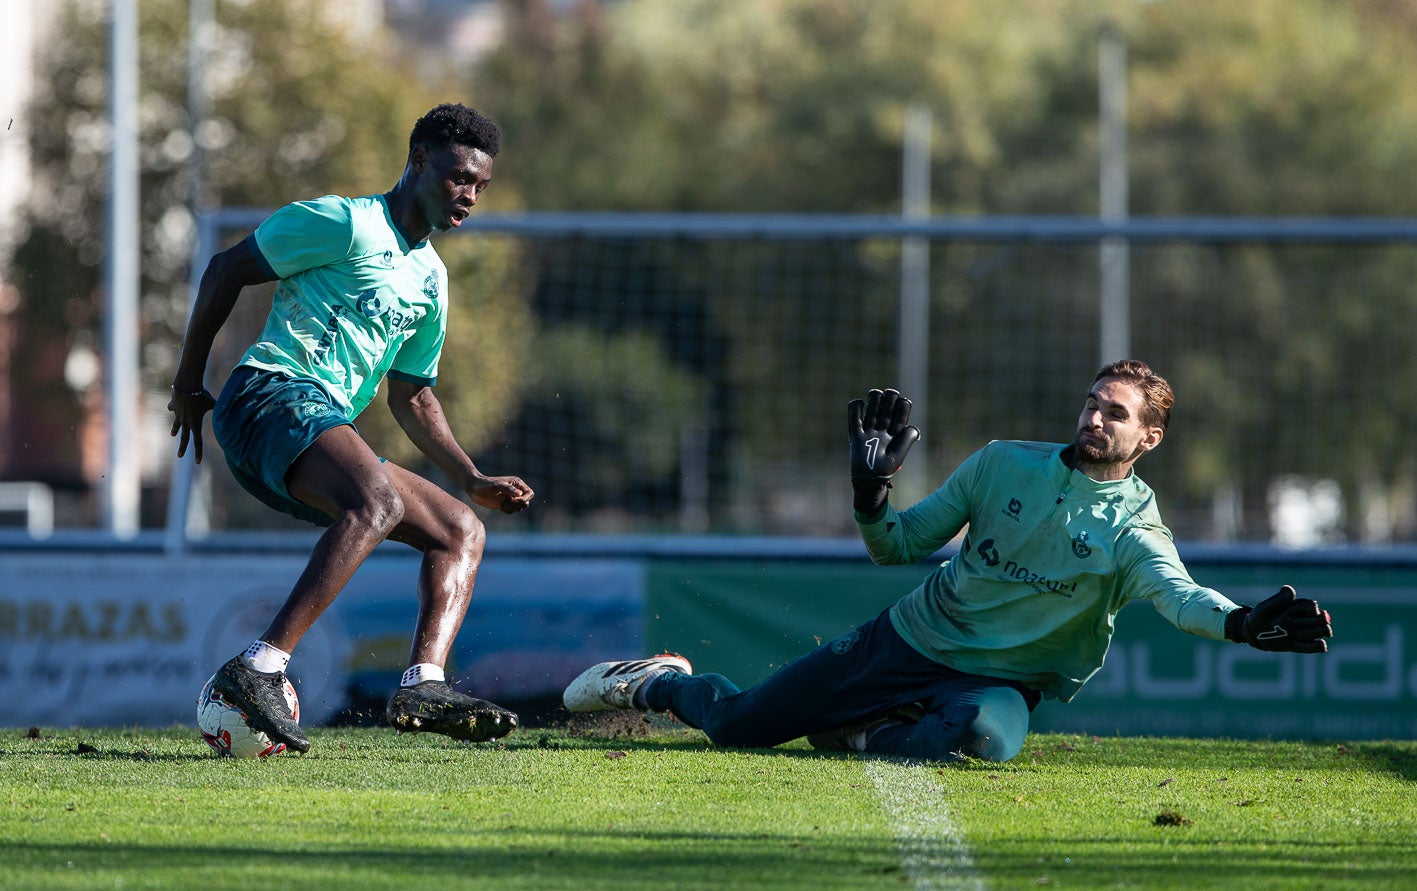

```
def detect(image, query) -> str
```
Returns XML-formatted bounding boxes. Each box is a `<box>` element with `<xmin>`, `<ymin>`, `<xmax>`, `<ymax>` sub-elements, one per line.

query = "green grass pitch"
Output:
<box><xmin>2</xmin><ymin>717</ymin><xmax>1414</xmax><ymax>890</ymax></box>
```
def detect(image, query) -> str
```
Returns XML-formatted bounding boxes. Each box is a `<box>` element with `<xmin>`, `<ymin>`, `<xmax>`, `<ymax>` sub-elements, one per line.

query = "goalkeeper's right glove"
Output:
<box><xmin>1224</xmin><ymin>585</ymin><xmax>1333</xmax><ymax>653</ymax></box>
<box><xmin>847</xmin><ymin>388</ymin><xmax>921</xmax><ymax>516</ymax></box>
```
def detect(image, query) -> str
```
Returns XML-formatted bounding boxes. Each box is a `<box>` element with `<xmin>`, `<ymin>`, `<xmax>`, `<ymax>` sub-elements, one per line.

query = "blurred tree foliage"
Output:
<box><xmin>11</xmin><ymin>0</ymin><xmax>1417</xmax><ymax>538</ymax></box>
<box><xmin>480</xmin><ymin>0</ymin><xmax>1417</xmax><ymax>216</ymax></box>
<box><xmin>467</xmin><ymin>0</ymin><xmax>1417</xmax><ymax>540</ymax></box>
<box><xmin>10</xmin><ymin>0</ymin><xmax>533</xmax><ymax>522</ymax></box>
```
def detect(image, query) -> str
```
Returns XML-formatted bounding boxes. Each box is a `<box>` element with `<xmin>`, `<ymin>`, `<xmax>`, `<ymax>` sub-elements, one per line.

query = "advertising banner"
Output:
<box><xmin>1033</xmin><ymin>574</ymin><xmax>1417</xmax><ymax>740</ymax></box>
<box><xmin>3</xmin><ymin>544</ymin><xmax>1410</xmax><ymax>740</ymax></box>
<box><xmin>646</xmin><ymin>558</ymin><xmax>1417</xmax><ymax>741</ymax></box>
<box><xmin>0</xmin><ymin>552</ymin><xmax>643</xmax><ymax>728</ymax></box>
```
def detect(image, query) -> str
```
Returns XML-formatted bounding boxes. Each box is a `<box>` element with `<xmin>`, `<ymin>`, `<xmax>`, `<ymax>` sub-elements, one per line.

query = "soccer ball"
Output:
<box><xmin>196</xmin><ymin>672</ymin><xmax>300</xmax><ymax>758</ymax></box>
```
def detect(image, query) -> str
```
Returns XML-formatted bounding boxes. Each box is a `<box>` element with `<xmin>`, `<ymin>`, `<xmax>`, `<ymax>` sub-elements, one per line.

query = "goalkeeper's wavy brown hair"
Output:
<box><xmin>1094</xmin><ymin>359</ymin><xmax>1173</xmax><ymax>430</ymax></box>
<box><xmin>408</xmin><ymin>103</ymin><xmax>501</xmax><ymax>158</ymax></box>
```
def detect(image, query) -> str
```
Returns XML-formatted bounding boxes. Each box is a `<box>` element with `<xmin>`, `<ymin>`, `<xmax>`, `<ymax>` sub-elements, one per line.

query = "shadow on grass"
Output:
<box><xmin>970</xmin><ymin>836</ymin><xmax>1417</xmax><ymax>889</ymax></box>
<box><xmin>507</xmin><ymin>714</ymin><xmax>868</xmax><ymax>763</ymax></box>
<box><xmin>524</xmin><ymin>718</ymin><xmax>1417</xmax><ymax>783</ymax></box>
<box><xmin>936</xmin><ymin>733</ymin><xmax>1417</xmax><ymax>776</ymax></box>
<box><xmin>1348</xmin><ymin>741</ymin><xmax>1417</xmax><ymax>784</ymax></box>
<box><xmin>0</xmin><ymin>831</ymin><xmax>907</xmax><ymax>890</ymax></box>
<box><xmin>0</xmin><ymin>746</ymin><xmax>211</xmax><ymax>764</ymax></box>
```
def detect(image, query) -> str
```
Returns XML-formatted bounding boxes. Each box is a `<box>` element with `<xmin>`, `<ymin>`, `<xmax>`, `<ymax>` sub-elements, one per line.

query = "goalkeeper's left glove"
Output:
<box><xmin>1224</xmin><ymin>585</ymin><xmax>1333</xmax><ymax>653</ymax></box>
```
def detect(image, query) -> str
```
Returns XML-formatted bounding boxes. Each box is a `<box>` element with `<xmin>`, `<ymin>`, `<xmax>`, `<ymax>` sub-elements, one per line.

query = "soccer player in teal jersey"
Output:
<box><xmin>168</xmin><ymin>104</ymin><xmax>533</xmax><ymax>754</ymax></box>
<box><xmin>563</xmin><ymin>361</ymin><xmax>1334</xmax><ymax>762</ymax></box>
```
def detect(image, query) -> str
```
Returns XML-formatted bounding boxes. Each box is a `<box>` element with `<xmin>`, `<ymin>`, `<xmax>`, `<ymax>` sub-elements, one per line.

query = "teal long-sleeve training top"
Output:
<box><xmin>858</xmin><ymin>440</ymin><xmax>1240</xmax><ymax>702</ymax></box>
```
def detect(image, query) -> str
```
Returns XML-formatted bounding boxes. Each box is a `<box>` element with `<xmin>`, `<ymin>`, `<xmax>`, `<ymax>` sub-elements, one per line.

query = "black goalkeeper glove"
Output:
<box><xmin>847</xmin><ymin>388</ymin><xmax>921</xmax><ymax>516</ymax></box>
<box><xmin>1224</xmin><ymin>585</ymin><xmax>1333</xmax><ymax>654</ymax></box>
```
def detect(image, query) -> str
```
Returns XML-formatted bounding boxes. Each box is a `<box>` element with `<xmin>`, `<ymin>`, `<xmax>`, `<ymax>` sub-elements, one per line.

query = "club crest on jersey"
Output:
<box><xmin>357</xmin><ymin>289</ymin><xmax>386</xmax><ymax>318</ymax></box>
<box><xmin>422</xmin><ymin>272</ymin><xmax>439</xmax><ymax>301</ymax></box>
<box><xmin>1071</xmin><ymin>531</ymin><xmax>1093</xmax><ymax>559</ymax></box>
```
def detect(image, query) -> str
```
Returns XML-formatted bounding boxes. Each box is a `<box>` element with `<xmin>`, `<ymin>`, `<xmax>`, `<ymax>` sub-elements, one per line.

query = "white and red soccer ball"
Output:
<box><xmin>196</xmin><ymin>672</ymin><xmax>300</xmax><ymax>758</ymax></box>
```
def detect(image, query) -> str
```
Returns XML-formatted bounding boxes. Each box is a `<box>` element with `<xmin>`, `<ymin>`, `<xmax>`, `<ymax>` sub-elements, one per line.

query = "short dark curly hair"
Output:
<box><xmin>408</xmin><ymin>103</ymin><xmax>501</xmax><ymax>157</ymax></box>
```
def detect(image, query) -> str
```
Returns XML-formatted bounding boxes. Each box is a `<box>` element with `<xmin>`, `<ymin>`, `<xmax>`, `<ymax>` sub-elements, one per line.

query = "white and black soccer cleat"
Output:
<box><xmin>562</xmin><ymin>654</ymin><xmax>692</xmax><ymax>712</ymax></box>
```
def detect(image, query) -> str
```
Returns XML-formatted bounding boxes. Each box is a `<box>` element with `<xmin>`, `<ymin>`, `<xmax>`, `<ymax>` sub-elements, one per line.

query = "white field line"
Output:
<box><xmin>866</xmin><ymin>758</ymin><xmax>985</xmax><ymax>891</ymax></box>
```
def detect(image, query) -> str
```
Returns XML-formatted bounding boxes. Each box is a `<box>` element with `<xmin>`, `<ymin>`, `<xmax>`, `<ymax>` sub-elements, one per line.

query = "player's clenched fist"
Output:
<box><xmin>847</xmin><ymin>388</ymin><xmax>921</xmax><ymax>515</ymax></box>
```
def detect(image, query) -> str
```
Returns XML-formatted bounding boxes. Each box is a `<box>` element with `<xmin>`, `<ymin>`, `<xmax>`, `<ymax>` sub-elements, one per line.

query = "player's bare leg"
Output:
<box><xmin>213</xmin><ymin>425</ymin><xmax>401</xmax><ymax>754</ymax></box>
<box><xmin>379</xmin><ymin>463</ymin><xmax>518</xmax><ymax>741</ymax></box>
<box><xmin>267</xmin><ymin>425</ymin><xmax>409</xmax><ymax>649</ymax></box>
<box><xmin>381</xmin><ymin>466</ymin><xmax>481</xmax><ymax>664</ymax></box>
<box><xmin>222</xmin><ymin>426</ymin><xmax>515</xmax><ymax>745</ymax></box>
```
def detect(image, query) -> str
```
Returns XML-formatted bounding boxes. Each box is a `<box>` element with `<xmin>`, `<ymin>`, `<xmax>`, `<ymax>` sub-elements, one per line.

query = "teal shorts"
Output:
<box><xmin>212</xmin><ymin>365</ymin><xmax>352</xmax><ymax>527</ymax></box>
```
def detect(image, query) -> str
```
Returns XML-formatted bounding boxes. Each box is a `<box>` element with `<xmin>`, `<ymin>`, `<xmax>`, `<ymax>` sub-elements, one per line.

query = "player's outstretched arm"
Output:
<box><xmin>386</xmin><ymin>378</ymin><xmax>534</xmax><ymax>514</ymax></box>
<box><xmin>847</xmin><ymin>388</ymin><xmax>921</xmax><ymax>516</ymax></box>
<box><xmin>168</xmin><ymin>240</ymin><xmax>273</xmax><ymax>464</ymax></box>
<box><xmin>1224</xmin><ymin>585</ymin><xmax>1334</xmax><ymax>653</ymax></box>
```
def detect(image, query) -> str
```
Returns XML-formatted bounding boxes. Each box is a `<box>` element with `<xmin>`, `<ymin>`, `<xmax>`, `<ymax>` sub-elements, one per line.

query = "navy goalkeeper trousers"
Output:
<box><xmin>644</xmin><ymin>608</ymin><xmax>1039</xmax><ymax>762</ymax></box>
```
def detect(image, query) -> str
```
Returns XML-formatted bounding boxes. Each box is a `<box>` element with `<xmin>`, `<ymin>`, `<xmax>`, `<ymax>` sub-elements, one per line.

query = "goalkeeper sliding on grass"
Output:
<box><xmin>564</xmin><ymin>360</ymin><xmax>1334</xmax><ymax>762</ymax></box>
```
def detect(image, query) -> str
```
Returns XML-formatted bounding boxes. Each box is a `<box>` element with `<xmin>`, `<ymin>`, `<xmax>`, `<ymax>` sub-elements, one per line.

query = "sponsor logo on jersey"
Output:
<box><xmin>976</xmin><ymin>537</ymin><xmax>1078</xmax><ymax>596</ymax></box>
<box><xmin>313</xmin><ymin>306</ymin><xmax>347</xmax><ymax>363</ymax></box>
<box><xmin>976</xmin><ymin>537</ymin><xmax>1001</xmax><ymax>567</ymax></box>
<box><xmin>353</xmin><ymin>288</ymin><xmax>417</xmax><ymax>332</ymax></box>
<box><xmin>387</xmin><ymin>308</ymin><xmax>413</xmax><ymax>331</ymax></box>
<box><xmin>357</xmin><ymin>289</ymin><xmax>386</xmax><ymax>318</ymax></box>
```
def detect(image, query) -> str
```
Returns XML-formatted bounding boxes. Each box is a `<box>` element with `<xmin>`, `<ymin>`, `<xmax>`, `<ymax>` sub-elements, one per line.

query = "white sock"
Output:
<box><xmin>401</xmin><ymin>663</ymin><xmax>445</xmax><ymax>687</ymax></box>
<box><xmin>240</xmin><ymin>640</ymin><xmax>291</xmax><ymax>674</ymax></box>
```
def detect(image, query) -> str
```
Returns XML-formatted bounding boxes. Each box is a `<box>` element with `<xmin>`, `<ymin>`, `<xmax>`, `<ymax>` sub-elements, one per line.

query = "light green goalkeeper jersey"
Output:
<box><xmin>239</xmin><ymin>193</ymin><xmax>448</xmax><ymax>419</ymax></box>
<box><xmin>859</xmin><ymin>440</ymin><xmax>1239</xmax><ymax>702</ymax></box>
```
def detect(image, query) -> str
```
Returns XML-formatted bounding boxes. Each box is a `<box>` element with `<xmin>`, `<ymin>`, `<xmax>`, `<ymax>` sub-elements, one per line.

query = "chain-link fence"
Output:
<box><xmin>166</xmin><ymin>211</ymin><xmax>1417</xmax><ymax>546</ymax></box>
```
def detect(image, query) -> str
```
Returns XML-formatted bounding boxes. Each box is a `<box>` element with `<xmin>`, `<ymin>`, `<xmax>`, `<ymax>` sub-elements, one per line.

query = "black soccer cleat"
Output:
<box><xmin>386</xmin><ymin>680</ymin><xmax>519</xmax><ymax>743</ymax></box>
<box><xmin>211</xmin><ymin>656</ymin><xmax>311</xmax><ymax>754</ymax></box>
